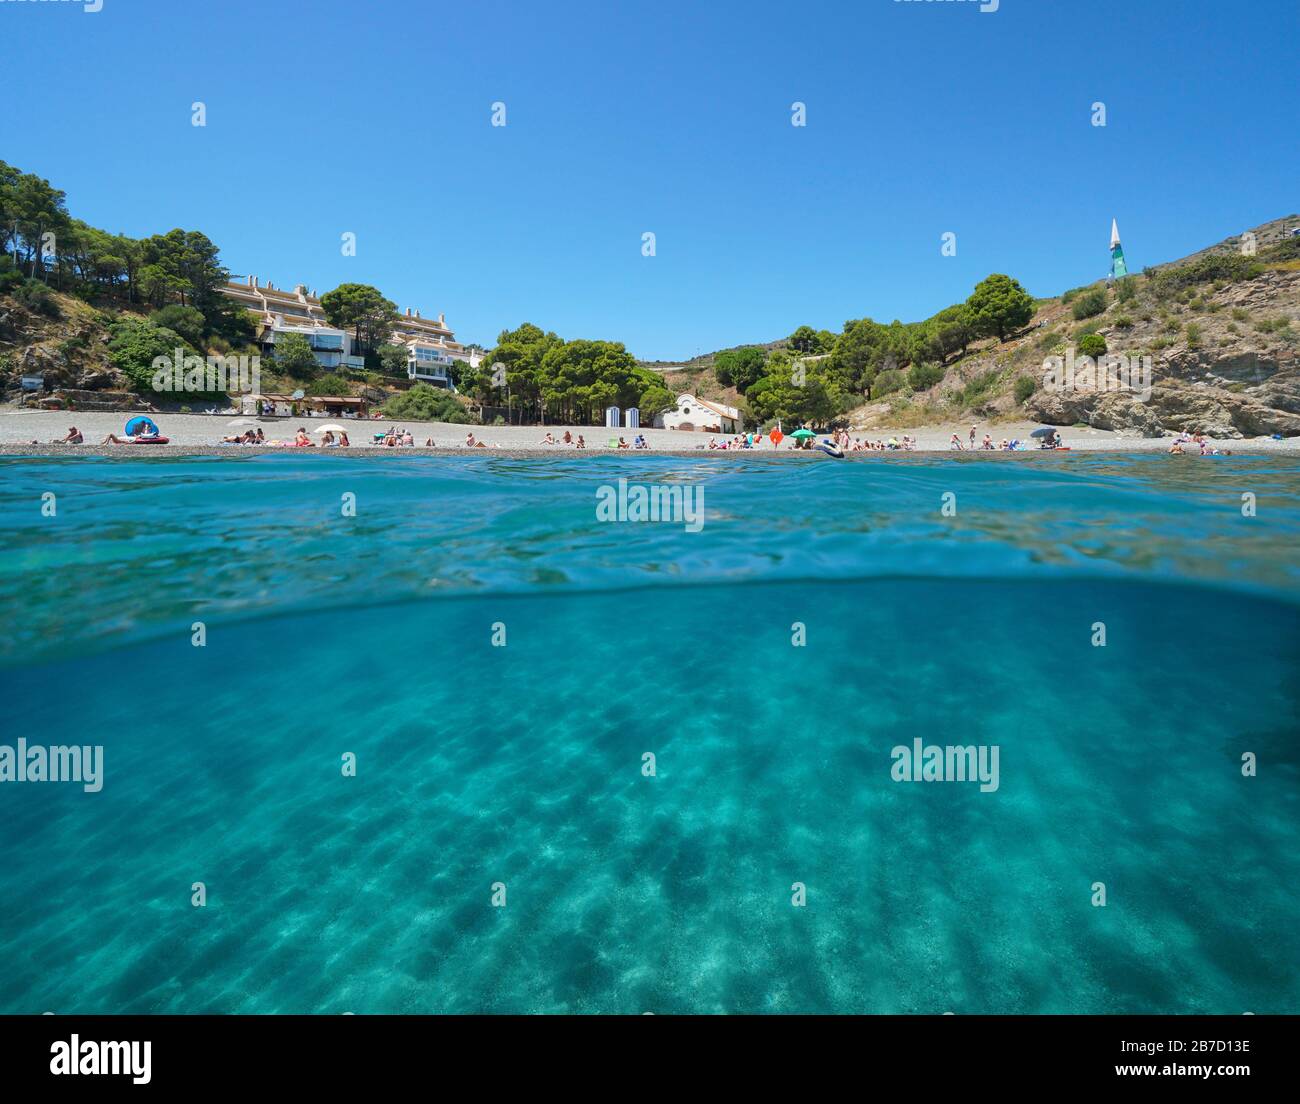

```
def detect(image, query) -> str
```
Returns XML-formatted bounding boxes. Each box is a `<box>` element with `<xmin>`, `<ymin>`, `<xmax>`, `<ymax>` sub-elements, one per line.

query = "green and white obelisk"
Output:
<box><xmin>1109</xmin><ymin>218</ymin><xmax>1128</xmax><ymax>279</ymax></box>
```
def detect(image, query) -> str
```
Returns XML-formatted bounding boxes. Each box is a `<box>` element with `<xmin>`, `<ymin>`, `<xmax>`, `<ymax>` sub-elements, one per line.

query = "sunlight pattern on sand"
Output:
<box><xmin>0</xmin><ymin>457</ymin><xmax>1297</xmax><ymax>1012</ymax></box>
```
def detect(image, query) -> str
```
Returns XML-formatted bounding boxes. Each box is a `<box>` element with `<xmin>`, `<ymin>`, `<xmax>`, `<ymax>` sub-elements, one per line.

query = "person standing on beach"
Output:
<box><xmin>969</xmin><ymin>425</ymin><xmax>977</xmax><ymax>449</ymax></box>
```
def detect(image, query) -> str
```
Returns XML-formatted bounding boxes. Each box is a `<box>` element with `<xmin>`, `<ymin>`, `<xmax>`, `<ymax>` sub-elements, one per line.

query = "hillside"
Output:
<box><xmin>639</xmin><ymin>215</ymin><xmax>1300</xmax><ymax>438</ymax></box>
<box><xmin>4</xmin><ymin>215</ymin><xmax>1298</xmax><ymax>436</ymax></box>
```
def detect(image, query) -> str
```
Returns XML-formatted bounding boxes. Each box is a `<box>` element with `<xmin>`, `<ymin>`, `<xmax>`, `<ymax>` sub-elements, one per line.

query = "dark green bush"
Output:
<box><xmin>382</xmin><ymin>382</ymin><xmax>478</xmax><ymax>423</ymax></box>
<box><xmin>1077</xmin><ymin>332</ymin><xmax>1108</xmax><ymax>357</ymax></box>
<box><xmin>871</xmin><ymin>368</ymin><xmax>906</xmax><ymax>398</ymax></box>
<box><xmin>13</xmin><ymin>279</ymin><xmax>60</xmax><ymax>317</ymax></box>
<box><xmin>1071</xmin><ymin>289</ymin><xmax>1108</xmax><ymax>320</ymax></box>
<box><xmin>907</xmin><ymin>361</ymin><xmax>944</xmax><ymax>390</ymax></box>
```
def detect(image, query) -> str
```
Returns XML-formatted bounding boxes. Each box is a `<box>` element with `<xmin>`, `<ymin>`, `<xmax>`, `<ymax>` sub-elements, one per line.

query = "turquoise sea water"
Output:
<box><xmin>0</xmin><ymin>453</ymin><xmax>1297</xmax><ymax>1014</ymax></box>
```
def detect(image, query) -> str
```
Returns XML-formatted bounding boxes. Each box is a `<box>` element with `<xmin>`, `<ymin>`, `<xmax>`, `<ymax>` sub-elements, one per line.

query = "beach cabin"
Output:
<box><xmin>657</xmin><ymin>394</ymin><xmax>742</xmax><ymax>434</ymax></box>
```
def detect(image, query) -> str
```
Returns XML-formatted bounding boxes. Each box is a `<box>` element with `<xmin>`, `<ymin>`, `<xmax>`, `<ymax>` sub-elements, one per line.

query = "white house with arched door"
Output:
<box><xmin>657</xmin><ymin>393</ymin><xmax>743</xmax><ymax>434</ymax></box>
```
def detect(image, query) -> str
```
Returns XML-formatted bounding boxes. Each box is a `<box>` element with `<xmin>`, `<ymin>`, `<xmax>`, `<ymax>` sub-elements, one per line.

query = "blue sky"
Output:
<box><xmin>3</xmin><ymin>0</ymin><xmax>1296</xmax><ymax>360</ymax></box>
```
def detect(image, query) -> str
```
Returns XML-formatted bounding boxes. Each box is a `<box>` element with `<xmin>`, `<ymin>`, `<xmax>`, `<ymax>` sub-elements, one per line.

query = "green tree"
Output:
<box><xmin>638</xmin><ymin>384</ymin><xmax>675</xmax><ymax>421</ymax></box>
<box><xmin>320</xmin><ymin>283</ymin><xmax>398</xmax><ymax>356</ymax></box>
<box><xmin>150</xmin><ymin>304</ymin><xmax>206</xmax><ymax>347</ymax></box>
<box><xmin>274</xmin><ymin>332</ymin><xmax>320</xmax><ymax>378</ymax></box>
<box><xmin>929</xmin><ymin>304</ymin><xmax>976</xmax><ymax>361</ymax></box>
<box><xmin>2</xmin><ymin>166</ymin><xmax>70</xmax><ymax>279</ymax></box>
<box><xmin>713</xmin><ymin>346</ymin><xmax>767</xmax><ymax>393</ymax></box>
<box><xmin>788</xmin><ymin>325</ymin><xmax>830</xmax><ymax>355</ymax></box>
<box><xmin>138</xmin><ymin>229</ymin><xmax>227</xmax><ymax>309</ymax></box>
<box><xmin>966</xmin><ymin>274</ymin><xmax>1035</xmax><ymax>341</ymax></box>
<box><xmin>376</xmin><ymin>342</ymin><xmax>410</xmax><ymax>377</ymax></box>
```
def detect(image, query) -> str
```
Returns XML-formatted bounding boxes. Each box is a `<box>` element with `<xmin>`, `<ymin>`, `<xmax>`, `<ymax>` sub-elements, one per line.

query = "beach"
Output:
<box><xmin>3</xmin><ymin>408</ymin><xmax>1297</xmax><ymax>458</ymax></box>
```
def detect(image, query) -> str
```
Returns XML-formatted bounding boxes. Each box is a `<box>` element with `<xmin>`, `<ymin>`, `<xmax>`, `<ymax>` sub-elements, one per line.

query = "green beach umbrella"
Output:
<box><xmin>790</xmin><ymin>429</ymin><xmax>816</xmax><ymax>439</ymax></box>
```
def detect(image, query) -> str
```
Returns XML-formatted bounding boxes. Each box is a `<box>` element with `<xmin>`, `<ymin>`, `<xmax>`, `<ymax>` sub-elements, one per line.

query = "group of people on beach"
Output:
<box><xmin>532</xmin><ymin>430</ymin><xmax>648</xmax><ymax>449</ymax></box>
<box><xmin>949</xmin><ymin>424</ymin><xmax>1040</xmax><ymax>451</ymax></box>
<box><xmin>950</xmin><ymin>432</ymin><xmax>1031</xmax><ymax>451</ymax></box>
<box><xmin>221</xmin><ymin>428</ymin><xmax>267</xmax><ymax>445</ymax></box>
<box><xmin>837</xmin><ymin>432</ymin><xmax>917</xmax><ymax>453</ymax></box>
<box><xmin>32</xmin><ymin>419</ymin><xmax>1247</xmax><ymax>456</ymax></box>
<box><xmin>1168</xmin><ymin>432</ymin><xmax>1232</xmax><ymax>456</ymax></box>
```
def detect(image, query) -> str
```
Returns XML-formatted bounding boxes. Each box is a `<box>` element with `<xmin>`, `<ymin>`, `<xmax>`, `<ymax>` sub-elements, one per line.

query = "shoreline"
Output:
<box><xmin>5</xmin><ymin>443</ymin><xmax>1295</xmax><ymax>460</ymax></box>
<box><xmin>2</xmin><ymin>409</ymin><xmax>1298</xmax><ymax>458</ymax></box>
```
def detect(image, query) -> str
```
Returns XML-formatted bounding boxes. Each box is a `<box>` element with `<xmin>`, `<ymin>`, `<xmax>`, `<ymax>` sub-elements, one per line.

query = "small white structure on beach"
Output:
<box><xmin>657</xmin><ymin>394</ymin><xmax>743</xmax><ymax>434</ymax></box>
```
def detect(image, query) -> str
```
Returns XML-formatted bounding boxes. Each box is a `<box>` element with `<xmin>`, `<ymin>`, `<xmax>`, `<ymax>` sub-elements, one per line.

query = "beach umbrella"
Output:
<box><xmin>790</xmin><ymin>428</ymin><xmax>816</xmax><ymax>439</ymax></box>
<box><xmin>1030</xmin><ymin>427</ymin><xmax>1056</xmax><ymax>439</ymax></box>
<box><xmin>312</xmin><ymin>424</ymin><xmax>347</xmax><ymax>434</ymax></box>
<box><xmin>124</xmin><ymin>416</ymin><xmax>158</xmax><ymax>436</ymax></box>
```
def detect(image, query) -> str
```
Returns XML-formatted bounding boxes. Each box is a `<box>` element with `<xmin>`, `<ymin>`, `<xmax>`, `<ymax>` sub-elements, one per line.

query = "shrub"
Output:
<box><xmin>956</xmin><ymin>369</ymin><xmax>1001</xmax><ymax>407</ymax></box>
<box><xmin>1232</xmin><ymin>308</ymin><xmax>1249</xmax><ymax>322</ymax></box>
<box><xmin>274</xmin><ymin>332</ymin><xmax>320</xmax><ymax>378</ymax></box>
<box><xmin>1013</xmin><ymin>376</ymin><xmax>1035</xmax><ymax>404</ymax></box>
<box><xmin>1261</xmin><ymin>236</ymin><xmax>1300</xmax><ymax>262</ymax></box>
<box><xmin>150</xmin><ymin>304</ymin><xmax>206</xmax><ymax>347</ymax></box>
<box><xmin>907</xmin><ymin>361</ymin><xmax>944</xmax><ymax>390</ymax></box>
<box><xmin>1071</xmin><ymin>289</ymin><xmax>1108</xmax><ymax>320</ymax></box>
<box><xmin>109</xmin><ymin>318</ymin><xmax>191</xmax><ymax>392</ymax></box>
<box><xmin>13</xmin><ymin>279</ymin><xmax>59</xmax><ymax>317</ymax></box>
<box><xmin>1113</xmin><ymin>315</ymin><xmax>1134</xmax><ymax>329</ymax></box>
<box><xmin>383</xmin><ymin>382</ymin><xmax>478</xmax><ymax>423</ymax></box>
<box><xmin>1185</xmin><ymin>322</ymin><xmax>1203</xmax><ymax>349</ymax></box>
<box><xmin>1115</xmin><ymin>277</ymin><xmax>1137</xmax><ymax>303</ymax></box>
<box><xmin>376</xmin><ymin>343</ymin><xmax>410</xmax><ymax>378</ymax></box>
<box><xmin>1149</xmin><ymin>253</ymin><xmax>1262</xmax><ymax>295</ymax></box>
<box><xmin>1077</xmin><ymin>332</ymin><xmax>1108</xmax><ymax>357</ymax></box>
<box><xmin>0</xmin><ymin>264</ymin><xmax>25</xmax><ymax>295</ymax></box>
<box><xmin>871</xmin><ymin>368</ymin><xmax>907</xmax><ymax>398</ymax></box>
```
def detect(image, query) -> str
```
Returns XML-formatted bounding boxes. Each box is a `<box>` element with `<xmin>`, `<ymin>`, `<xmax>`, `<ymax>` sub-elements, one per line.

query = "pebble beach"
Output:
<box><xmin>3</xmin><ymin>409</ymin><xmax>1298</xmax><ymax>458</ymax></box>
